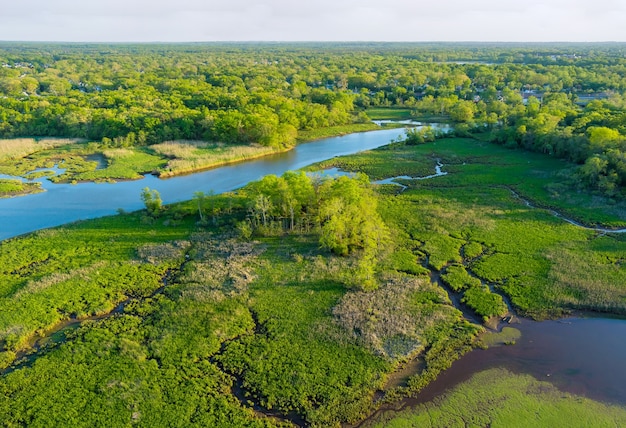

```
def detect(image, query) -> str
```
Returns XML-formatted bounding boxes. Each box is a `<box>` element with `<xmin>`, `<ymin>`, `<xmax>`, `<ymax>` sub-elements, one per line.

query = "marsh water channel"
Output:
<box><xmin>2</xmin><ymin>123</ymin><xmax>626</xmax><ymax>424</ymax></box>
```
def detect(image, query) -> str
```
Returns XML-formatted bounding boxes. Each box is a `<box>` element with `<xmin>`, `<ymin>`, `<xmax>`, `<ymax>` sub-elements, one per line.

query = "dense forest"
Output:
<box><xmin>1</xmin><ymin>42</ymin><xmax>625</xmax><ymax>197</ymax></box>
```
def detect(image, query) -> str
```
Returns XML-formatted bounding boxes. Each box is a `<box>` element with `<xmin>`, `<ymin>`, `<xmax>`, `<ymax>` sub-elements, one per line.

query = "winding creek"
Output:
<box><xmin>508</xmin><ymin>188</ymin><xmax>626</xmax><ymax>234</ymax></box>
<box><xmin>2</xmin><ymin>125</ymin><xmax>626</xmax><ymax>424</ymax></box>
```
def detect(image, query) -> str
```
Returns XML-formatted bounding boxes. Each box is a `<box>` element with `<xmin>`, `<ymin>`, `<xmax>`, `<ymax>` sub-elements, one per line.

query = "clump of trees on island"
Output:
<box><xmin>241</xmin><ymin>172</ymin><xmax>388</xmax><ymax>291</ymax></box>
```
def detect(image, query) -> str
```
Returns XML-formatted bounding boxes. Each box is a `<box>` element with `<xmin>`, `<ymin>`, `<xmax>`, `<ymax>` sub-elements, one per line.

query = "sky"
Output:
<box><xmin>1</xmin><ymin>0</ymin><xmax>625</xmax><ymax>43</ymax></box>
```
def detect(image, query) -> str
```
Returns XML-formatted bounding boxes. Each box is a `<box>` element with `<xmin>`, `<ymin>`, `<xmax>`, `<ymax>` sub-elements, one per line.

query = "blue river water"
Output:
<box><xmin>0</xmin><ymin>126</ymin><xmax>425</xmax><ymax>240</ymax></box>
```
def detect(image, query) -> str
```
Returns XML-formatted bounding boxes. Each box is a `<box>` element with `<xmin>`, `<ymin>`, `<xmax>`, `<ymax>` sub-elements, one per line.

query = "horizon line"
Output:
<box><xmin>1</xmin><ymin>40</ymin><xmax>626</xmax><ymax>44</ymax></box>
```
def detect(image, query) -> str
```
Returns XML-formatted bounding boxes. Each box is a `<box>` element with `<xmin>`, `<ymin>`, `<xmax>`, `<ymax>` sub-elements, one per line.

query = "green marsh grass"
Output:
<box><xmin>0</xmin><ymin>141</ymin><xmax>165</xmax><ymax>183</ymax></box>
<box><xmin>0</xmin><ymin>212</ymin><xmax>193</xmax><ymax>362</ymax></box>
<box><xmin>477</xmin><ymin>327</ymin><xmax>521</xmax><ymax>347</ymax></box>
<box><xmin>322</xmin><ymin>137</ymin><xmax>626</xmax><ymax>318</ymax></box>
<box><xmin>0</xmin><ymin>179</ymin><xmax>41</xmax><ymax>198</ymax></box>
<box><xmin>461</xmin><ymin>285</ymin><xmax>508</xmax><ymax>321</ymax></box>
<box><xmin>441</xmin><ymin>265</ymin><xmax>481</xmax><ymax>292</ymax></box>
<box><xmin>71</xmin><ymin>148</ymin><xmax>165</xmax><ymax>181</ymax></box>
<box><xmin>365</xmin><ymin>108</ymin><xmax>413</xmax><ymax>121</ymax></box>
<box><xmin>296</xmin><ymin>123</ymin><xmax>381</xmax><ymax>142</ymax></box>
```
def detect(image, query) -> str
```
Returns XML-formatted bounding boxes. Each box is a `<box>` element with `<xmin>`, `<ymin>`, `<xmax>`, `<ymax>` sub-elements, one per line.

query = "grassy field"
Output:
<box><xmin>296</xmin><ymin>123</ymin><xmax>382</xmax><ymax>142</ymax></box>
<box><xmin>367</xmin><ymin>368</ymin><xmax>626</xmax><ymax>427</ymax></box>
<box><xmin>365</xmin><ymin>108</ymin><xmax>414</xmax><ymax>121</ymax></box>
<box><xmin>0</xmin><ymin>212</ymin><xmax>194</xmax><ymax>360</ymax></box>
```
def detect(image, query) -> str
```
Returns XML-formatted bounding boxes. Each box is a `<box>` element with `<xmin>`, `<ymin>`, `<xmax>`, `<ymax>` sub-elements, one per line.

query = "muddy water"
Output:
<box><xmin>364</xmin><ymin>316</ymin><xmax>626</xmax><ymax>425</ymax></box>
<box><xmin>419</xmin><ymin>317</ymin><xmax>626</xmax><ymax>405</ymax></box>
<box><xmin>357</xmin><ymin>318</ymin><xmax>626</xmax><ymax>427</ymax></box>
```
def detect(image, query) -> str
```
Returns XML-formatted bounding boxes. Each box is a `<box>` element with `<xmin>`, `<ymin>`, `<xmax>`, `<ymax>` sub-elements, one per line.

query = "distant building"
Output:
<box><xmin>574</xmin><ymin>93</ymin><xmax>610</xmax><ymax>105</ymax></box>
<box><xmin>521</xmin><ymin>90</ymin><xmax>543</xmax><ymax>105</ymax></box>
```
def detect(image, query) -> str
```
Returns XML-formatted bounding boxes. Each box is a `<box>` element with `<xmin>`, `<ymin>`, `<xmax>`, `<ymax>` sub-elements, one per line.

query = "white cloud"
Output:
<box><xmin>0</xmin><ymin>0</ymin><xmax>624</xmax><ymax>41</ymax></box>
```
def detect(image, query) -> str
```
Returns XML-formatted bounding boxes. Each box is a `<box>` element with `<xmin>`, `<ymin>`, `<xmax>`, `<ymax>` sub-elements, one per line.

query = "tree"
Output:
<box><xmin>251</xmin><ymin>194</ymin><xmax>272</xmax><ymax>227</ymax></box>
<box><xmin>282</xmin><ymin>171</ymin><xmax>315</xmax><ymax>230</ymax></box>
<box><xmin>141</xmin><ymin>187</ymin><xmax>162</xmax><ymax>216</ymax></box>
<box><xmin>404</xmin><ymin>127</ymin><xmax>437</xmax><ymax>145</ymax></box>
<box><xmin>449</xmin><ymin>100</ymin><xmax>476</xmax><ymax>123</ymax></box>
<box><xmin>318</xmin><ymin>175</ymin><xmax>389</xmax><ymax>289</ymax></box>
<box><xmin>587</xmin><ymin>126</ymin><xmax>622</xmax><ymax>152</ymax></box>
<box><xmin>193</xmin><ymin>191</ymin><xmax>206</xmax><ymax>222</ymax></box>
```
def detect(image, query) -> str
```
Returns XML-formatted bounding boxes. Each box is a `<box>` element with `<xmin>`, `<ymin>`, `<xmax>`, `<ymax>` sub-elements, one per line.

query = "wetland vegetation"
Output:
<box><xmin>0</xmin><ymin>178</ymin><xmax>41</xmax><ymax>198</ymax></box>
<box><xmin>1</xmin><ymin>133</ymin><xmax>624</xmax><ymax>426</ymax></box>
<box><xmin>0</xmin><ymin>42</ymin><xmax>626</xmax><ymax>426</ymax></box>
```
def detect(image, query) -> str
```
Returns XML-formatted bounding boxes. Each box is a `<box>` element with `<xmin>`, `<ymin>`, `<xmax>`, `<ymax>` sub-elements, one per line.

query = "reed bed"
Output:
<box><xmin>0</xmin><ymin>138</ymin><xmax>82</xmax><ymax>161</ymax></box>
<box><xmin>151</xmin><ymin>140</ymin><xmax>281</xmax><ymax>177</ymax></box>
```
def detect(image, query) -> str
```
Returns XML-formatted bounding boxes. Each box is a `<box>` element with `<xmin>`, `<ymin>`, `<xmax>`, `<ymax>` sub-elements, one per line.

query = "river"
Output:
<box><xmin>0</xmin><ymin>125</ymin><xmax>437</xmax><ymax>241</ymax></box>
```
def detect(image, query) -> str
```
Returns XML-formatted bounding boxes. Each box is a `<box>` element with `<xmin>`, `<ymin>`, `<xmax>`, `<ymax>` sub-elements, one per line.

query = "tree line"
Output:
<box><xmin>1</xmin><ymin>42</ymin><xmax>625</xmax><ymax>196</ymax></box>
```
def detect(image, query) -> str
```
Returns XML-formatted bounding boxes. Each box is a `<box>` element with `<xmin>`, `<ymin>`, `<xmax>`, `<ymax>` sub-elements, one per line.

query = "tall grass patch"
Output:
<box><xmin>0</xmin><ymin>138</ymin><xmax>81</xmax><ymax>162</ymax></box>
<box><xmin>152</xmin><ymin>140</ymin><xmax>280</xmax><ymax>177</ymax></box>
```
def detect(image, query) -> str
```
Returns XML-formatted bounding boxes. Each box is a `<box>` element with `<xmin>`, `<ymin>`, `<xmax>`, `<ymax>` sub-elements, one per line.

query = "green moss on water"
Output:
<box><xmin>477</xmin><ymin>326</ymin><xmax>522</xmax><ymax>347</ymax></box>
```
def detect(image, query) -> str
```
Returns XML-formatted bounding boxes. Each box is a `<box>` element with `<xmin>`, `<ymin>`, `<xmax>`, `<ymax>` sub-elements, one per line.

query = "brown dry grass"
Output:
<box><xmin>333</xmin><ymin>274</ymin><xmax>455</xmax><ymax>361</ymax></box>
<box><xmin>151</xmin><ymin>140</ymin><xmax>281</xmax><ymax>177</ymax></box>
<box><xmin>0</xmin><ymin>138</ymin><xmax>82</xmax><ymax>161</ymax></box>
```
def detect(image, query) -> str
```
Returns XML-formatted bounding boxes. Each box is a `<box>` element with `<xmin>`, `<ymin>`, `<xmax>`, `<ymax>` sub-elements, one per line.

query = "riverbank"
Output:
<box><xmin>0</xmin><ymin>179</ymin><xmax>43</xmax><ymax>198</ymax></box>
<box><xmin>365</xmin><ymin>367</ymin><xmax>626</xmax><ymax>427</ymax></box>
<box><xmin>0</xmin><ymin>123</ymin><xmax>389</xmax><ymax>187</ymax></box>
<box><xmin>156</xmin><ymin>142</ymin><xmax>287</xmax><ymax>178</ymax></box>
<box><xmin>142</xmin><ymin>124</ymin><xmax>390</xmax><ymax>178</ymax></box>
<box><xmin>0</xmin><ymin>126</ymin><xmax>414</xmax><ymax>240</ymax></box>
